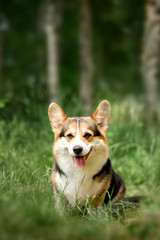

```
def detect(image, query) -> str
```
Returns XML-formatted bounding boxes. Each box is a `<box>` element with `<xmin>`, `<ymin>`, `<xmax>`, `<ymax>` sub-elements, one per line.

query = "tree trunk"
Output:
<box><xmin>44</xmin><ymin>1</ymin><xmax>59</xmax><ymax>103</ymax></box>
<box><xmin>0</xmin><ymin>15</ymin><xmax>2</xmax><ymax>91</ymax></box>
<box><xmin>79</xmin><ymin>0</ymin><xmax>93</xmax><ymax>114</ymax></box>
<box><xmin>141</xmin><ymin>0</ymin><xmax>160</xmax><ymax>124</ymax></box>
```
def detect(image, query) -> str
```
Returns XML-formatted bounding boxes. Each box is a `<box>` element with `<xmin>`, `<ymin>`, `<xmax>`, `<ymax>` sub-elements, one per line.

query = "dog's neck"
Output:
<box><xmin>54</xmin><ymin>155</ymin><xmax>111</xmax><ymax>180</ymax></box>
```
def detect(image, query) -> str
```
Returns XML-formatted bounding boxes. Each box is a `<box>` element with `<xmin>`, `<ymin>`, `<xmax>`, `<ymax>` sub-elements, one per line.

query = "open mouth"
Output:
<box><xmin>72</xmin><ymin>149</ymin><xmax>92</xmax><ymax>168</ymax></box>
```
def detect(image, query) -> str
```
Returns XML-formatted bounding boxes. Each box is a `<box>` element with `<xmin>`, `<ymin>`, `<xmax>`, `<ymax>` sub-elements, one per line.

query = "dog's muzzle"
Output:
<box><xmin>72</xmin><ymin>148</ymin><xmax>92</xmax><ymax>167</ymax></box>
<box><xmin>73</xmin><ymin>145</ymin><xmax>83</xmax><ymax>155</ymax></box>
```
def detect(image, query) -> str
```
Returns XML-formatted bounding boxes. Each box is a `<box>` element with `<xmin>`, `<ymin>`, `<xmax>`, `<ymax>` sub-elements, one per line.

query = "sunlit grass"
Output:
<box><xmin>0</xmin><ymin>101</ymin><xmax>160</xmax><ymax>239</ymax></box>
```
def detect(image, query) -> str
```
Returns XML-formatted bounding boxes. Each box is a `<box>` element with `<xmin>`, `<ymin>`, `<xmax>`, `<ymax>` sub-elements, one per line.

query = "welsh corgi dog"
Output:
<box><xmin>48</xmin><ymin>100</ymin><xmax>125</xmax><ymax>208</ymax></box>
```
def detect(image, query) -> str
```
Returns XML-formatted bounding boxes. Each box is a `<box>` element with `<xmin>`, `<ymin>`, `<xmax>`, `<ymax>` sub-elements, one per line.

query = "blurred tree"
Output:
<box><xmin>0</xmin><ymin>12</ymin><xmax>7</xmax><ymax>91</ymax></box>
<box><xmin>42</xmin><ymin>0</ymin><xmax>60</xmax><ymax>102</ymax></box>
<box><xmin>79</xmin><ymin>0</ymin><xmax>93</xmax><ymax>113</ymax></box>
<box><xmin>141</xmin><ymin>0</ymin><xmax>160</xmax><ymax>124</ymax></box>
<box><xmin>0</xmin><ymin>13</ymin><xmax>9</xmax><ymax>96</ymax></box>
<box><xmin>0</xmin><ymin>14</ymin><xmax>2</xmax><ymax>90</ymax></box>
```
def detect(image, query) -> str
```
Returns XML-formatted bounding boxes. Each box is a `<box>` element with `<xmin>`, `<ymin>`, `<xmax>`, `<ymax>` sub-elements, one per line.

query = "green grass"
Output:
<box><xmin>0</xmin><ymin>101</ymin><xmax>160</xmax><ymax>240</ymax></box>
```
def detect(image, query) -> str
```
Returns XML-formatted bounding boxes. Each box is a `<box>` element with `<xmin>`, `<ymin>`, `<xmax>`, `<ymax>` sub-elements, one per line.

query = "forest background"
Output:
<box><xmin>0</xmin><ymin>0</ymin><xmax>160</xmax><ymax>239</ymax></box>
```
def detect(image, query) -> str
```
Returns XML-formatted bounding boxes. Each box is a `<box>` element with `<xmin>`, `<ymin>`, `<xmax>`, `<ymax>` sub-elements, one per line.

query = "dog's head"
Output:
<box><xmin>48</xmin><ymin>100</ymin><xmax>111</xmax><ymax>168</ymax></box>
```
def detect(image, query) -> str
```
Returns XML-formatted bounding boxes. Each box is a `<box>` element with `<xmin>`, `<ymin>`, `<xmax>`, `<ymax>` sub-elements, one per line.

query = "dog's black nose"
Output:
<box><xmin>73</xmin><ymin>145</ymin><xmax>83</xmax><ymax>155</ymax></box>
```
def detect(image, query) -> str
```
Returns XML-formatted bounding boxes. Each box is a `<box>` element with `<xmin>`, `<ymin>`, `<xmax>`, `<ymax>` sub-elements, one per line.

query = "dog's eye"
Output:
<box><xmin>66</xmin><ymin>134</ymin><xmax>74</xmax><ymax>140</ymax></box>
<box><xmin>83</xmin><ymin>133</ymin><xmax>92</xmax><ymax>139</ymax></box>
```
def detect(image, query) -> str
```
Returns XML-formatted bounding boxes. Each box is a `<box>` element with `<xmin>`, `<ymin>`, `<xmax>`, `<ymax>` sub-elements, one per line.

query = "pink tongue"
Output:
<box><xmin>73</xmin><ymin>156</ymin><xmax>86</xmax><ymax>167</ymax></box>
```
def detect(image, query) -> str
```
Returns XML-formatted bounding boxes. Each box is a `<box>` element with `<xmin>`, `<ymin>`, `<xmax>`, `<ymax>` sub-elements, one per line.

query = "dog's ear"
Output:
<box><xmin>91</xmin><ymin>100</ymin><xmax>111</xmax><ymax>132</ymax></box>
<box><xmin>48</xmin><ymin>103</ymin><xmax>67</xmax><ymax>132</ymax></box>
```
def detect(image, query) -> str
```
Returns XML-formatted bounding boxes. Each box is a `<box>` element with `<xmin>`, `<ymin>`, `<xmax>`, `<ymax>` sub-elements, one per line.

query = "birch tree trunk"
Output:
<box><xmin>141</xmin><ymin>0</ymin><xmax>160</xmax><ymax>124</ymax></box>
<box><xmin>79</xmin><ymin>0</ymin><xmax>94</xmax><ymax>113</ymax></box>
<box><xmin>44</xmin><ymin>1</ymin><xmax>59</xmax><ymax>102</ymax></box>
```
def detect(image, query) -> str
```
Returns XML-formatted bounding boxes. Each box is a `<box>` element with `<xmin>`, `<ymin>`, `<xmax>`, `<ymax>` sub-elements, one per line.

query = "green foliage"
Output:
<box><xmin>92</xmin><ymin>0</ymin><xmax>145</xmax><ymax>93</ymax></box>
<box><xmin>59</xmin><ymin>0</ymin><xmax>79</xmax><ymax>91</ymax></box>
<box><xmin>1</xmin><ymin>0</ymin><xmax>148</xmax><ymax>119</ymax></box>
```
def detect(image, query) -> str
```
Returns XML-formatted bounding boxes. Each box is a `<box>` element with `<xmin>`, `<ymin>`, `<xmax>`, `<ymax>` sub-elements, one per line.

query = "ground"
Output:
<box><xmin>0</xmin><ymin>100</ymin><xmax>160</xmax><ymax>240</ymax></box>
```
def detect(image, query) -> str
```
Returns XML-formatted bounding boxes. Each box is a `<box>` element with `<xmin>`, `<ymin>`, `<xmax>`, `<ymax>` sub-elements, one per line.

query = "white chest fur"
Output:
<box><xmin>55</xmin><ymin>171</ymin><xmax>104</xmax><ymax>206</ymax></box>
<box><xmin>55</xmin><ymin>153</ymin><xmax>107</xmax><ymax>207</ymax></box>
